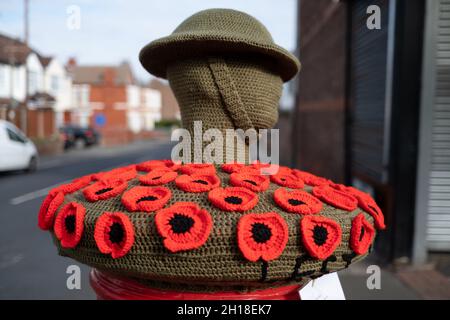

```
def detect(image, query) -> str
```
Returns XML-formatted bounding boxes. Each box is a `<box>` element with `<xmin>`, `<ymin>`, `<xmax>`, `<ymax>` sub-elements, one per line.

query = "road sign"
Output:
<box><xmin>94</xmin><ymin>113</ymin><xmax>106</xmax><ymax>127</ymax></box>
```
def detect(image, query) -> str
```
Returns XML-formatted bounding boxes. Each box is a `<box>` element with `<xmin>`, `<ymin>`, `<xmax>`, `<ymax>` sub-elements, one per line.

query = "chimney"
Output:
<box><xmin>66</xmin><ymin>57</ymin><xmax>77</xmax><ymax>72</ymax></box>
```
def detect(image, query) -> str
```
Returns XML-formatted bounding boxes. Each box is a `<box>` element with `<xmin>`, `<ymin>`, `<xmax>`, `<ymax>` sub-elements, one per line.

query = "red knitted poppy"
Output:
<box><xmin>136</xmin><ymin>159</ymin><xmax>181</xmax><ymax>172</ymax></box>
<box><xmin>38</xmin><ymin>190</ymin><xmax>65</xmax><ymax>230</ymax></box>
<box><xmin>94</xmin><ymin>212</ymin><xmax>135</xmax><ymax>259</ymax></box>
<box><xmin>93</xmin><ymin>165</ymin><xmax>137</xmax><ymax>181</ymax></box>
<box><xmin>139</xmin><ymin>168</ymin><xmax>178</xmax><ymax>186</ymax></box>
<box><xmin>155</xmin><ymin>202</ymin><xmax>213</xmax><ymax>252</ymax></box>
<box><xmin>273</xmin><ymin>188</ymin><xmax>323</xmax><ymax>215</ymax></box>
<box><xmin>83</xmin><ymin>178</ymin><xmax>127</xmax><ymax>202</ymax></box>
<box><xmin>331</xmin><ymin>184</ymin><xmax>368</xmax><ymax>200</ymax></box>
<box><xmin>270</xmin><ymin>169</ymin><xmax>304</xmax><ymax>189</ymax></box>
<box><xmin>54</xmin><ymin>202</ymin><xmax>86</xmax><ymax>248</ymax></box>
<box><xmin>249</xmin><ymin>160</ymin><xmax>271</xmax><ymax>170</ymax></box>
<box><xmin>121</xmin><ymin>186</ymin><xmax>171</xmax><ymax>212</ymax></box>
<box><xmin>136</xmin><ymin>160</ymin><xmax>167</xmax><ymax>172</ymax></box>
<box><xmin>237</xmin><ymin>212</ymin><xmax>289</xmax><ymax>262</ymax></box>
<box><xmin>163</xmin><ymin>159</ymin><xmax>182</xmax><ymax>171</ymax></box>
<box><xmin>242</xmin><ymin>161</ymin><xmax>277</xmax><ymax>175</ymax></box>
<box><xmin>221</xmin><ymin>162</ymin><xmax>245</xmax><ymax>173</ymax></box>
<box><xmin>229</xmin><ymin>171</ymin><xmax>270</xmax><ymax>192</ymax></box>
<box><xmin>330</xmin><ymin>183</ymin><xmax>385</xmax><ymax>229</ymax></box>
<box><xmin>300</xmin><ymin>215</ymin><xmax>342</xmax><ymax>260</ymax></box>
<box><xmin>293</xmin><ymin>170</ymin><xmax>331</xmax><ymax>186</ymax></box>
<box><xmin>179</xmin><ymin>163</ymin><xmax>216</xmax><ymax>175</ymax></box>
<box><xmin>356</xmin><ymin>195</ymin><xmax>385</xmax><ymax>230</ymax></box>
<box><xmin>208</xmin><ymin>187</ymin><xmax>258</xmax><ymax>212</ymax></box>
<box><xmin>175</xmin><ymin>173</ymin><xmax>220</xmax><ymax>193</ymax></box>
<box><xmin>259</xmin><ymin>164</ymin><xmax>289</xmax><ymax>175</ymax></box>
<box><xmin>312</xmin><ymin>185</ymin><xmax>358</xmax><ymax>211</ymax></box>
<box><xmin>350</xmin><ymin>213</ymin><xmax>375</xmax><ymax>255</ymax></box>
<box><xmin>54</xmin><ymin>175</ymin><xmax>93</xmax><ymax>194</ymax></box>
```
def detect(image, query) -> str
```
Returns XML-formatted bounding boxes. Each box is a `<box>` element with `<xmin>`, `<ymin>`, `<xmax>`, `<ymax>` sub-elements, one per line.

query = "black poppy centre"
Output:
<box><xmin>169</xmin><ymin>213</ymin><xmax>195</xmax><ymax>234</ymax></box>
<box><xmin>359</xmin><ymin>226</ymin><xmax>365</xmax><ymax>242</ymax></box>
<box><xmin>225</xmin><ymin>196</ymin><xmax>243</xmax><ymax>204</ymax></box>
<box><xmin>251</xmin><ymin>223</ymin><xmax>272</xmax><ymax>243</ymax></box>
<box><xmin>109</xmin><ymin>222</ymin><xmax>124</xmax><ymax>244</ymax></box>
<box><xmin>64</xmin><ymin>215</ymin><xmax>76</xmax><ymax>234</ymax></box>
<box><xmin>243</xmin><ymin>179</ymin><xmax>258</xmax><ymax>186</ymax></box>
<box><xmin>288</xmin><ymin>198</ymin><xmax>306</xmax><ymax>206</ymax></box>
<box><xmin>193</xmin><ymin>179</ymin><xmax>208</xmax><ymax>185</ymax></box>
<box><xmin>368</xmin><ymin>204</ymin><xmax>380</xmax><ymax>216</ymax></box>
<box><xmin>95</xmin><ymin>187</ymin><xmax>113</xmax><ymax>195</ymax></box>
<box><xmin>136</xmin><ymin>195</ymin><xmax>158</xmax><ymax>203</ymax></box>
<box><xmin>313</xmin><ymin>225</ymin><xmax>328</xmax><ymax>246</ymax></box>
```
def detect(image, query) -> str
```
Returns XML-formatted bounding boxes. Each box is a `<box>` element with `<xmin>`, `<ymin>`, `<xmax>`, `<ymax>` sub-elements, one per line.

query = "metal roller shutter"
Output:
<box><xmin>424</xmin><ymin>0</ymin><xmax>450</xmax><ymax>250</ymax></box>
<box><xmin>349</xmin><ymin>0</ymin><xmax>390</xmax><ymax>183</ymax></box>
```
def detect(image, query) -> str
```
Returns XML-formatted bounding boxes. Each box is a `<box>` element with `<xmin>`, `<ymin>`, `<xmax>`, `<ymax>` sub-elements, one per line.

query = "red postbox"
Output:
<box><xmin>90</xmin><ymin>269</ymin><xmax>301</xmax><ymax>300</ymax></box>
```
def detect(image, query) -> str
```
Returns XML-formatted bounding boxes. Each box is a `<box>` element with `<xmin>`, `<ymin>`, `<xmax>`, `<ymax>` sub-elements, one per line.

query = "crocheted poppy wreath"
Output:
<box><xmin>38</xmin><ymin>160</ymin><xmax>385</xmax><ymax>291</ymax></box>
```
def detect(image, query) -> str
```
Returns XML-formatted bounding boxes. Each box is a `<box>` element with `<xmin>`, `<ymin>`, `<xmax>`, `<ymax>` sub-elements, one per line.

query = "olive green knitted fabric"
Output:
<box><xmin>167</xmin><ymin>56</ymin><xmax>283</xmax><ymax>163</ymax></box>
<box><xmin>52</xmin><ymin>165</ymin><xmax>372</xmax><ymax>291</ymax></box>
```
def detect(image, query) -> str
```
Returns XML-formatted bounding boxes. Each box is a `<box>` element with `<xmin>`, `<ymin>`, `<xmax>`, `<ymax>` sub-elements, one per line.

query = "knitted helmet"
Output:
<box><xmin>139</xmin><ymin>8</ymin><xmax>300</xmax><ymax>82</ymax></box>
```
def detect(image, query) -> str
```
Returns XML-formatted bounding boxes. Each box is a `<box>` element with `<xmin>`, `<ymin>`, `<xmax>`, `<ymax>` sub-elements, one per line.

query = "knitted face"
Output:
<box><xmin>167</xmin><ymin>57</ymin><xmax>283</xmax><ymax>132</ymax></box>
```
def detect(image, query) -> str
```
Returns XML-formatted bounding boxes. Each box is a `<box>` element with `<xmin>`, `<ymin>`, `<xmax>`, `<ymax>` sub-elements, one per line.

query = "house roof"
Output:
<box><xmin>0</xmin><ymin>32</ymin><xmax>53</xmax><ymax>66</ymax></box>
<box><xmin>38</xmin><ymin>56</ymin><xmax>52</xmax><ymax>67</ymax></box>
<box><xmin>71</xmin><ymin>62</ymin><xmax>135</xmax><ymax>85</ymax></box>
<box><xmin>0</xmin><ymin>97</ymin><xmax>22</xmax><ymax>108</ymax></box>
<box><xmin>29</xmin><ymin>92</ymin><xmax>56</xmax><ymax>102</ymax></box>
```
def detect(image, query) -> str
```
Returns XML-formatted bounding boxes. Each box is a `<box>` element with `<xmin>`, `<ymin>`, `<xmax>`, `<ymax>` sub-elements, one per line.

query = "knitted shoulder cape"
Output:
<box><xmin>38</xmin><ymin>160</ymin><xmax>385</xmax><ymax>291</ymax></box>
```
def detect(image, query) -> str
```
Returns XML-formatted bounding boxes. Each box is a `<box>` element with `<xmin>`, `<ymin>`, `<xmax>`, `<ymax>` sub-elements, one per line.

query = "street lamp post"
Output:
<box><xmin>23</xmin><ymin>0</ymin><xmax>30</xmax><ymax>135</ymax></box>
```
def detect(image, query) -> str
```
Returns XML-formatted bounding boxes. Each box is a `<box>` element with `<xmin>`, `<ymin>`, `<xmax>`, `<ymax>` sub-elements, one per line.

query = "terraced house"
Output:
<box><xmin>0</xmin><ymin>33</ymin><xmax>72</xmax><ymax>139</ymax></box>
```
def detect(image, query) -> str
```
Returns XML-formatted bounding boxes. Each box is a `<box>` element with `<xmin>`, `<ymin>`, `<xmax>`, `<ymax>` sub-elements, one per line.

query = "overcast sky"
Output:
<box><xmin>0</xmin><ymin>0</ymin><xmax>297</xmax><ymax>82</ymax></box>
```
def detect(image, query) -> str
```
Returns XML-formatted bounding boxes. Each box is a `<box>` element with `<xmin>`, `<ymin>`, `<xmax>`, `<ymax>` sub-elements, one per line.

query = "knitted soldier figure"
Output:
<box><xmin>38</xmin><ymin>9</ymin><xmax>385</xmax><ymax>295</ymax></box>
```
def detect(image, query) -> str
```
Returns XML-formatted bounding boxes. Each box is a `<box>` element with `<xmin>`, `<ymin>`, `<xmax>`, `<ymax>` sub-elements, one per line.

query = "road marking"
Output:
<box><xmin>9</xmin><ymin>179</ymin><xmax>72</xmax><ymax>205</ymax></box>
<box><xmin>9</xmin><ymin>162</ymin><xmax>130</xmax><ymax>205</ymax></box>
<box><xmin>0</xmin><ymin>254</ymin><xmax>24</xmax><ymax>269</ymax></box>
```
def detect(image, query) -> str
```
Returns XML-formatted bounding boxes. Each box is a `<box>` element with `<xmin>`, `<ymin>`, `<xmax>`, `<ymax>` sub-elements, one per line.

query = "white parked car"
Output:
<box><xmin>0</xmin><ymin>120</ymin><xmax>38</xmax><ymax>172</ymax></box>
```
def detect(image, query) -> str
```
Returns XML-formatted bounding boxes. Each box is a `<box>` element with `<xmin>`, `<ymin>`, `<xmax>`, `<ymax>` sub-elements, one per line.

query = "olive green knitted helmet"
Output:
<box><xmin>139</xmin><ymin>8</ymin><xmax>300</xmax><ymax>81</ymax></box>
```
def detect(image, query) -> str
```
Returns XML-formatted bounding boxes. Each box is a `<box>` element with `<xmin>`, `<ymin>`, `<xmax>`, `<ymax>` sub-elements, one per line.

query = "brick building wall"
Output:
<box><xmin>149</xmin><ymin>79</ymin><xmax>180</xmax><ymax>120</ymax></box>
<box><xmin>89</xmin><ymin>68</ymin><xmax>129</xmax><ymax>145</ymax></box>
<box><xmin>293</xmin><ymin>0</ymin><xmax>348</xmax><ymax>182</ymax></box>
<box><xmin>63</xmin><ymin>110</ymin><xmax>72</xmax><ymax>124</ymax></box>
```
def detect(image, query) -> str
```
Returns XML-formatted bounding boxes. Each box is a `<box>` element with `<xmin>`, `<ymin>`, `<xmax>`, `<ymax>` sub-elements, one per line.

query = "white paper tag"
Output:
<box><xmin>299</xmin><ymin>272</ymin><xmax>346</xmax><ymax>300</ymax></box>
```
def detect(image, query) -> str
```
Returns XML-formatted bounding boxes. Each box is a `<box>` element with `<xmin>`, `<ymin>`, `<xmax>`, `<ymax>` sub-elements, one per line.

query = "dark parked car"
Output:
<box><xmin>60</xmin><ymin>125</ymin><xmax>100</xmax><ymax>150</ymax></box>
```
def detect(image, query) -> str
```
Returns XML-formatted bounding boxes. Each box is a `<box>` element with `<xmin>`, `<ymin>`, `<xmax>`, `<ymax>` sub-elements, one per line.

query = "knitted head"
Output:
<box><xmin>167</xmin><ymin>56</ymin><xmax>283</xmax><ymax>133</ymax></box>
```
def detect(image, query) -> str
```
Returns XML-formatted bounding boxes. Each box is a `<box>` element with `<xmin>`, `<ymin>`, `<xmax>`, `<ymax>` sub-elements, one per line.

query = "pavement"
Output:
<box><xmin>338</xmin><ymin>259</ymin><xmax>421</xmax><ymax>300</ymax></box>
<box><xmin>0</xmin><ymin>140</ymin><xmax>432</xmax><ymax>299</ymax></box>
